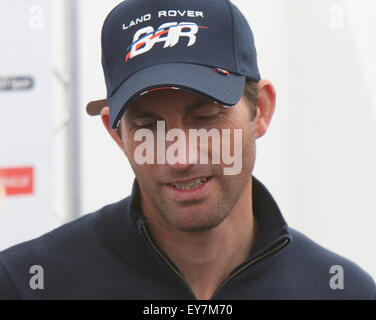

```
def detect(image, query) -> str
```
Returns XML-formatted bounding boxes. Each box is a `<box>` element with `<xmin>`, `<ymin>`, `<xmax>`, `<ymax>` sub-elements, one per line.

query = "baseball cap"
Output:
<box><xmin>86</xmin><ymin>0</ymin><xmax>261</xmax><ymax>128</ymax></box>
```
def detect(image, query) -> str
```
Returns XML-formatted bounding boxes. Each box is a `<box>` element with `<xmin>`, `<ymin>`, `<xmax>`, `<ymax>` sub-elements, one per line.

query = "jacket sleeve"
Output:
<box><xmin>0</xmin><ymin>258</ymin><xmax>21</xmax><ymax>300</ymax></box>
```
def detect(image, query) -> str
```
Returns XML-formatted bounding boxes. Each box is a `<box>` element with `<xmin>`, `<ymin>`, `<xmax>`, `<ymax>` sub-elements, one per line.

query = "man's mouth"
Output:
<box><xmin>167</xmin><ymin>177</ymin><xmax>212</xmax><ymax>191</ymax></box>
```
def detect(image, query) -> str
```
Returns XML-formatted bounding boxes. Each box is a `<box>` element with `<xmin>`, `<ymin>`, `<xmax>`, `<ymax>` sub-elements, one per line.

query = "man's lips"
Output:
<box><xmin>165</xmin><ymin>176</ymin><xmax>211</xmax><ymax>185</ymax></box>
<box><xmin>164</xmin><ymin>176</ymin><xmax>214</xmax><ymax>202</ymax></box>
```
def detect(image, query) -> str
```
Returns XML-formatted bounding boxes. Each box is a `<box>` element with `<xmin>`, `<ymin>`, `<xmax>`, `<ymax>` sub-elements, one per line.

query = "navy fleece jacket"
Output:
<box><xmin>0</xmin><ymin>177</ymin><xmax>375</xmax><ymax>299</ymax></box>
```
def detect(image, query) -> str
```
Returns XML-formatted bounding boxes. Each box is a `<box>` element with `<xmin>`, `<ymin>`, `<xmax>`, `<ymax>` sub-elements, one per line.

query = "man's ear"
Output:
<box><xmin>100</xmin><ymin>107</ymin><xmax>127</xmax><ymax>154</ymax></box>
<box><xmin>255</xmin><ymin>79</ymin><xmax>276</xmax><ymax>139</ymax></box>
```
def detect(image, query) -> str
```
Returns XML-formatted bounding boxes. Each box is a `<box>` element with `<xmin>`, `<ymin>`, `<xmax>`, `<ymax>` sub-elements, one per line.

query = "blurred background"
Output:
<box><xmin>0</xmin><ymin>0</ymin><xmax>375</xmax><ymax>280</ymax></box>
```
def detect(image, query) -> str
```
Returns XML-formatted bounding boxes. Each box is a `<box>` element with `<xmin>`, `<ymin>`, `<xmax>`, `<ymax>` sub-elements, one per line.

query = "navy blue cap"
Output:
<box><xmin>86</xmin><ymin>0</ymin><xmax>261</xmax><ymax>128</ymax></box>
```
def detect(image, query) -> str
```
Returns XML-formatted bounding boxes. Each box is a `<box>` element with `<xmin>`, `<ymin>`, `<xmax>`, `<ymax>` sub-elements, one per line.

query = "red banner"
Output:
<box><xmin>0</xmin><ymin>167</ymin><xmax>34</xmax><ymax>196</ymax></box>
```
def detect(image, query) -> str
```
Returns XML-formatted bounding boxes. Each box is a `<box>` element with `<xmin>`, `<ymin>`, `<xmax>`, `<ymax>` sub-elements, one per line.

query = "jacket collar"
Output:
<box><xmin>247</xmin><ymin>176</ymin><xmax>292</xmax><ymax>261</ymax></box>
<box><xmin>96</xmin><ymin>176</ymin><xmax>292</xmax><ymax>279</ymax></box>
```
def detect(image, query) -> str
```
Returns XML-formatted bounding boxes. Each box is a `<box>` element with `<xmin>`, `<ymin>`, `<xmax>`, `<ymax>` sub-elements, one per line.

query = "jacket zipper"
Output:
<box><xmin>142</xmin><ymin>223</ymin><xmax>290</xmax><ymax>299</ymax></box>
<box><xmin>142</xmin><ymin>224</ymin><xmax>185</xmax><ymax>281</ymax></box>
<box><xmin>211</xmin><ymin>237</ymin><xmax>290</xmax><ymax>299</ymax></box>
<box><xmin>142</xmin><ymin>224</ymin><xmax>197</xmax><ymax>299</ymax></box>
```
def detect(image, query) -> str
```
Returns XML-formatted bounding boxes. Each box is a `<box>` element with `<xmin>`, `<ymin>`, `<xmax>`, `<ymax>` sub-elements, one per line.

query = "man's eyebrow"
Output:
<box><xmin>186</xmin><ymin>100</ymin><xmax>216</xmax><ymax>113</ymax></box>
<box><xmin>125</xmin><ymin>111</ymin><xmax>159</xmax><ymax>119</ymax></box>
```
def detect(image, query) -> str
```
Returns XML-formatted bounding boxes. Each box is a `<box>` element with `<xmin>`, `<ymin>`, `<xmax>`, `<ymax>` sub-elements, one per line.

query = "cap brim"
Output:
<box><xmin>107</xmin><ymin>63</ymin><xmax>246</xmax><ymax>128</ymax></box>
<box><xmin>86</xmin><ymin>99</ymin><xmax>108</xmax><ymax>116</ymax></box>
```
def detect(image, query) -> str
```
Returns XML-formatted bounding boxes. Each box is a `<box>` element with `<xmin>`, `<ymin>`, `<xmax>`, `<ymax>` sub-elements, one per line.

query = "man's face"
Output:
<box><xmin>118</xmin><ymin>89</ymin><xmax>257</xmax><ymax>232</ymax></box>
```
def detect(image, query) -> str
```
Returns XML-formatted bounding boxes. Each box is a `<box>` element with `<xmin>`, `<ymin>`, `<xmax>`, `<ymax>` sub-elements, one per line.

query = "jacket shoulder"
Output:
<box><xmin>287</xmin><ymin>228</ymin><xmax>376</xmax><ymax>299</ymax></box>
<box><xmin>0</xmin><ymin>197</ymin><xmax>129</xmax><ymax>299</ymax></box>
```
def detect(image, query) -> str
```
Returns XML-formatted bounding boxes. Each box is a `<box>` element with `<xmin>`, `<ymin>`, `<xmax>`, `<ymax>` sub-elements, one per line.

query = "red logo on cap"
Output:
<box><xmin>215</xmin><ymin>68</ymin><xmax>230</xmax><ymax>75</ymax></box>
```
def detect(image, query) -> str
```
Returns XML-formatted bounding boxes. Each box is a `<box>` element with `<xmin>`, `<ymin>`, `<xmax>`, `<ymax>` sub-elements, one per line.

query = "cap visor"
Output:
<box><xmin>108</xmin><ymin>63</ymin><xmax>246</xmax><ymax>128</ymax></box>
<box><xmin>86</xmin><ymin>99</ymin><xmax>108</xmax><ymax>116</ymax></box>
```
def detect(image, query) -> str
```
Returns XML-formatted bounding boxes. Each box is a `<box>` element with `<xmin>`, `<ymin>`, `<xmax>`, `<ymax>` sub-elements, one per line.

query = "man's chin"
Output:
<box><xmin>169</xmin><ymin>218</ymin><xmax>224</xmax><ymax>233</ymax></box>
<box><xmin>165</xmin><ymin>199</ymin><xmax>215</xmax><ymax>217</ymax></box>
<box><xmin>162</xmin><ymin>204</ymin><xmax>227</xmax><ymax>233</ymax></box>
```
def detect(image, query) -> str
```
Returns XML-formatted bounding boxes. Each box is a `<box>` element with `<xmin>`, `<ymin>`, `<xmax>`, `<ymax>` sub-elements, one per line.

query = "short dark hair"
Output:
<box><xmin>116</xmin><ymin>81</ymin><xmax>258</xmax><ymax>138</ymax></box>
<box><xmin>243</xmin><ymin>80</ymin><xmax>258</xmax><ymax>120</ymax></box>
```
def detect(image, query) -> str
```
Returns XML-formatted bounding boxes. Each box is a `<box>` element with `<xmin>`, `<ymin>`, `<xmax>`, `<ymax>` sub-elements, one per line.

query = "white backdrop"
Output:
<box><xmin>0</xmin><ymin>0</ymin><xmax>58</xmax><ymax>249</ymax></box>
<box><xmin>0</xmin><ymin>0</ymin><xmax>74</xmax><ymax>250</ymax></box>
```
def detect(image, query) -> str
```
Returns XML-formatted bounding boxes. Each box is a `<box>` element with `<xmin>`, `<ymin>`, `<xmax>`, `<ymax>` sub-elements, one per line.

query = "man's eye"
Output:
<box><xmin>133</xmin><ymin>120</ymin><xmax>158</xmax><ymax>129</ymax></box>
<box><xmin>195</xmin><ymin>114</ymin><xmax>219</xmax><ymax>121</ymax></box>
<box><xmin>138</xmin><ymin>122</ymin><xmax>156</xmax><ymax>129</ymax></box>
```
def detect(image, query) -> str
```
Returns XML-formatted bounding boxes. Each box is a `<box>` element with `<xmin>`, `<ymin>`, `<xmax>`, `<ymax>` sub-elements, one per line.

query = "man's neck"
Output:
<box><xmin>140</xmin><ymin>179</ymin><xmax>256</xmax><ymax>300</ymax></box>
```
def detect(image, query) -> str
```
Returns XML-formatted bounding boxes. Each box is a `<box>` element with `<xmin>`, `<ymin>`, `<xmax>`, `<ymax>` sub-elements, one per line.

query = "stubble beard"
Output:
<box><xmin>135</xmin><ymin>128</ymin><xmax>256</xmax><ymax>233</ymax></box>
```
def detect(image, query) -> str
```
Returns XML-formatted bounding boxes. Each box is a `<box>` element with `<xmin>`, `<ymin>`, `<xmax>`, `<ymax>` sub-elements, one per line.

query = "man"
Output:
<box><xmin>0</xmin><ymin>0</ymin><xmax>375</xmax><ymax>300</ymax></box>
